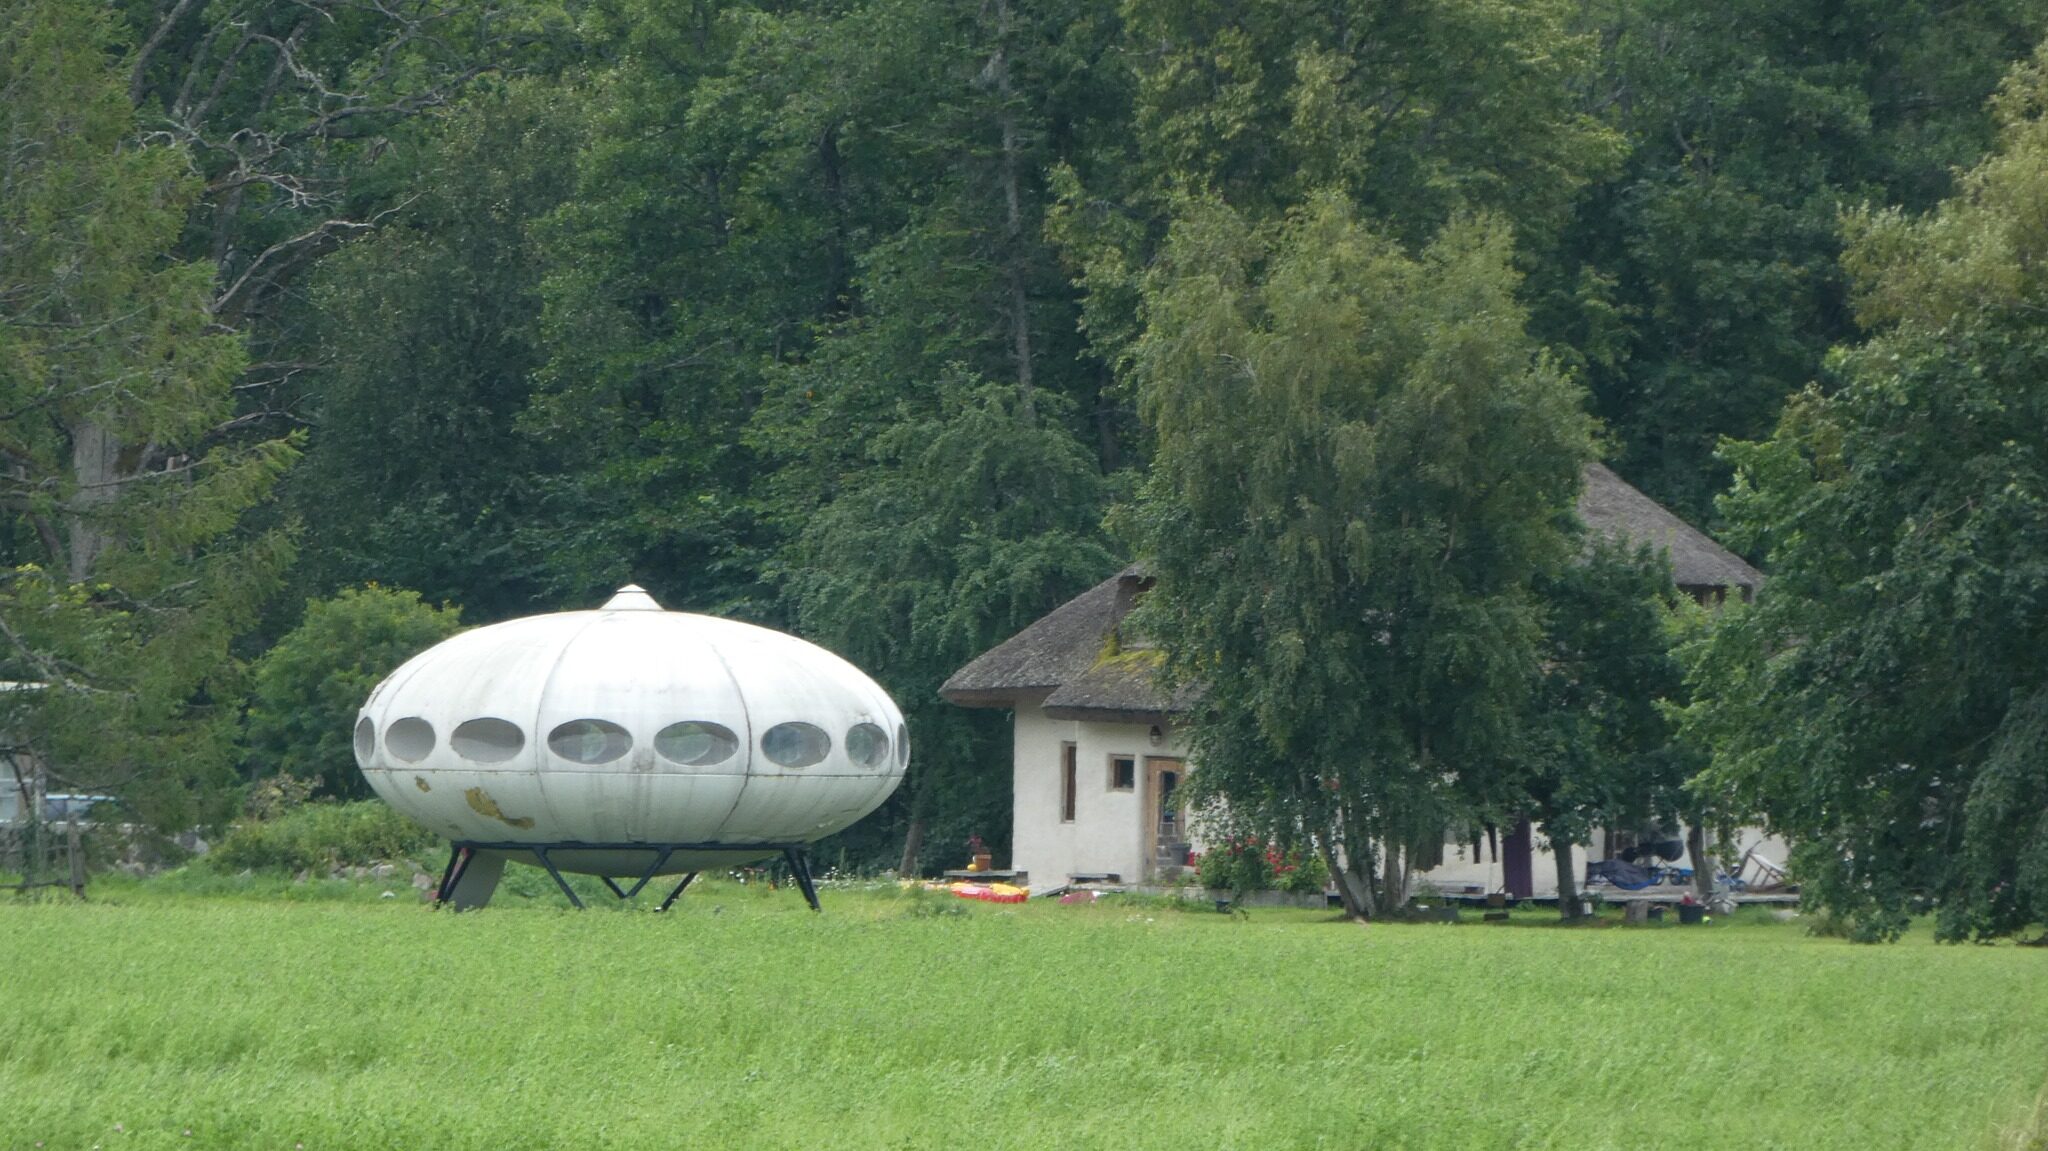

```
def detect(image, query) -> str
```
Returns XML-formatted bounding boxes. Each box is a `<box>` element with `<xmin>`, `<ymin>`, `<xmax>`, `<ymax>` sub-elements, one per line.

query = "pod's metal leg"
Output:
<box><xmin>434</xmin><ymin>845</ymin><xmax>470</xmax><ymax>905</ymax></box>
<box><xmin>620</xmin><ymin>847</ymin><xmax>675</xmax><ymax>899</ymax></box>
<box><xmin>784</xmin><ymin>847</ymin><xmax>822</xmax><ymax>912</ymax></box>
<box><xmin>529</xmin><ymin>847</ymin><xmax>584</xmax><ymax>909</ymax></box>
<box><xmin>437</xmin><ymin>846</ymin><xmax>506</xmax><ymax>911</ymax></box>
<box><xmin>657</xmin><ymin>870</ymin><xmax>699</xmax><ymax>912</ymax></box>
<box><xmin>600</xmin><ymin>847</ymin><xmax>677</xmax><ymax>900</ymax></box>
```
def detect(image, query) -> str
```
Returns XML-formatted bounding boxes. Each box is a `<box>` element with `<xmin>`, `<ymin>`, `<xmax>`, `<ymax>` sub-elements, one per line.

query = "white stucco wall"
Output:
<box><xmin>1417</xmin><ymin>837</ymin><xmax>1592</xmax><ymax>899</ymax></box>
<box><xmin>1418</xmin><ymin>825</ymin><xmax>1793</xmax><ymax>900</ymax></box>
<box><xmin>1010</xmin><ymin>706</ymin><xmax>1191</xmax><ymax>884</ymax></box>
<box><xmin>1008</xmin><ymin>703</ymin><xmax>1794</xmax><ymax>900</ymax></box>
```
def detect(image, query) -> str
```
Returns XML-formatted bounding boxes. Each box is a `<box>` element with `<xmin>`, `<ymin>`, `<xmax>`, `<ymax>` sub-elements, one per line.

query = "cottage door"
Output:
<box><xmin>1145</xmin><ymin>757</ymin><xmax>1186</xmax><ymax>878</ymax></box>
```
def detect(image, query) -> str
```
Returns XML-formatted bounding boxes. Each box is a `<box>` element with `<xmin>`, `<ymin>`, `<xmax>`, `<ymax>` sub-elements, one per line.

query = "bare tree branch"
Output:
<box><xmin>211</xmin><ymin>196</ymin><xmax>416</xmax><ymax>319</ymax></box>
<box><xmin>131</xmin><ymin>0</ymin><xmax>202</xmax><ymax>105</ymax></box>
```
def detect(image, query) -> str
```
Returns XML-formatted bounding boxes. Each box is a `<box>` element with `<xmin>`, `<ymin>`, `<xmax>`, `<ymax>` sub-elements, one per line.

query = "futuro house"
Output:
<box><xmin>355</xmin><ymin>585</ymin><xmax>907</xmax><ymax>909</ymax></box>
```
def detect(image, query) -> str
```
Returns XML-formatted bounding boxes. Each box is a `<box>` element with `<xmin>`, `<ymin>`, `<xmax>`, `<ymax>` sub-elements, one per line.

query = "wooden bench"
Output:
<box><xmin>941</xmin><ymin>869</ymin><xmax>1028</xmax><ymax>884</ymax></box>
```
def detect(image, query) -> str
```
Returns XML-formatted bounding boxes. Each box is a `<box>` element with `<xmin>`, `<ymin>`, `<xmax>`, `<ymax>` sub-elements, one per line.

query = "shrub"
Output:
<box><xmin>1195</xmin><ymin>837</ymin><xmax>1327</xmax><ymax>894</ymax></box>
<box><xmin>207</xmin><ymin>800</ymin><xmax>441</xmax><ymax>874</ymax></box>
<box><xmin>243</xmin><ymin>773</ymin><xmax>318</xmax><ymax>821</ymax></box>
<box><xmin>1195</xmin><ymin>838</ymin><xmax>1266</xmax><ymax>893</ymax></box>
<box><xmin>1274</xmin><ymin>849</ymin><xmax>1330</xmax><ymax>895</ymax></box>
<box><xmin>245</xmin><ymin>585</ymin><xmax>463</xmax><ymax>798</ymax></box>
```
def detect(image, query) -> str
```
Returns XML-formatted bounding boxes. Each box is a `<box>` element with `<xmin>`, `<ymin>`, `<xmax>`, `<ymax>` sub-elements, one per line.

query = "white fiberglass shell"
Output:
<box><xmin>355</xmin><ymin>586</ymin><xmax>906</xmax><ymax>874</ymax></box>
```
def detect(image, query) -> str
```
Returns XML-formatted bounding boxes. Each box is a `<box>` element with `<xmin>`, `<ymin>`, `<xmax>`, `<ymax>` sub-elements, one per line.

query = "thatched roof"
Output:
<box><xmin>1577</xmin><ymin>463</ymin><xmax>1763</xmax><ymax>595</ymax></box>
<box><xmin>940</xmin><ymin>566</ymin><xmax>1151</xmax><ymax>708</ymax></box>
<box><xmin>942</xmin><ymin>564</ymin><xmax>1198</xmax><ymax>722</ymax></box>
<box><xmin>941</xmin><ymin>464</ymin><xmax>1761</xmax><ymax>718</ymax></box>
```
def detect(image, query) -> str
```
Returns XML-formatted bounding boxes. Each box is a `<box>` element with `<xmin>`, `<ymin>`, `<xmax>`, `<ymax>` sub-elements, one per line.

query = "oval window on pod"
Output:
<box><xmin>451</xmin><ymin>717</ymin><xmax>526</xmax><ymax>763</ymax></box>
<box><xmin>760</xmin><ymin>722</ymin><xmax>830</xmax><ymax>768</ymax></box>
<box><xmin>385</xmin><ymin>717</ymin><xmax>435</xmax><ymax>763</ymax></box>
<box><xmin>844</xmin><ymin>723</ymin><xmax>890</xmax><ymax>769</ymax></box>
<box><xmin>548</xmin><ymin>719</ymin><xmax>633</xmax><ymax>765</ymax></box>
<box><xmin>653</xmin><ymin>720</ymin><xmax>739</xmax><ymax>766</ymax></box>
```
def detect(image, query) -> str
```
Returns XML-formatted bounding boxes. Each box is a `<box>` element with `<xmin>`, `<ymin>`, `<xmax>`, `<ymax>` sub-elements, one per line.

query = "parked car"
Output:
<box><xmin>0</xmin><ymin>792</ymin><xmax>115</xmax><ymax>824</ymax></box>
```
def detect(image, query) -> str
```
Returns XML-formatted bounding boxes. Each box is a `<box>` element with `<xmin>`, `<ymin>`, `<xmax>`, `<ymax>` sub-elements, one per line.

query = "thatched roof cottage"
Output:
<box><xmin>941</xmin><ymin>463</ymin><xmax>1766</xmax><ymax>898</ymax></box>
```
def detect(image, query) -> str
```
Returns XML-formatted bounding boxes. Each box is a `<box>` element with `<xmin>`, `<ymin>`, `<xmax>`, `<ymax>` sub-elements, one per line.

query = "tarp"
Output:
<box><xmin>949</xmin><ymin>882</ymin><xmax>1028</xmax><ymax>904</ymax></box>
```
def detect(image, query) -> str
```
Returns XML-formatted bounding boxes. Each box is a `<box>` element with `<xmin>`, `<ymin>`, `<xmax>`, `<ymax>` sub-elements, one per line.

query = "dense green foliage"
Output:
<box><xmin>783</xmin><ymin>378</ymin><xmax>1115</xmax><ymax>871</ymax></box>
<box><xmin>1523</xmin><ymin>541</ymin><xmax>1693</xmax><ymax>916</ymax></box>
<box><xmin>1682</xmin><ymin>53</ymin><xmax>2048</xmax><ymax>942</ymax></box>
<box><xmin>244</xmin><ymin>587</ymin><xmax>463</xmax><ymax>797</ymax></box>
<box><xmin>4</xmin><ymin>0</ymin><xmax>2047</xmax><ymax>932</ymax></box>
<box><xmin>3</xmin><ymin>891</ymin><xmax>2047</xmax><ymax>1148</ymax></box>
<box><xmin>0</xmin><ymin>0</ymin><xmax>297</xmax><ymax>829</ymax></box>
<box><xmin>1551</xmin><ymin>1</ymin><xmax>2048</xmax><ymax>523</ymax></box>
<box><xmin>285</xmin><ymin>84</ymin><xmax>578</xmax><ymax>619</ymax></box>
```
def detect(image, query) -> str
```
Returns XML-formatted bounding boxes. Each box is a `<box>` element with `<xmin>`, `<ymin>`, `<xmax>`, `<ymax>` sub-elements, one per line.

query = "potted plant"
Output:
<box><xmin>966</xmin><ymin>834</ymin><xmax>993</xmax><ymax>872</ymax></box>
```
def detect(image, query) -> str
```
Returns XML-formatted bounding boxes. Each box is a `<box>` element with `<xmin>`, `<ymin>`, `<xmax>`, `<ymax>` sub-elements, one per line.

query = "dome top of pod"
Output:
<box><xmin>600</xmin><ymin>584</ymin><xmax>663</xmax><ymax>611</ymax></box>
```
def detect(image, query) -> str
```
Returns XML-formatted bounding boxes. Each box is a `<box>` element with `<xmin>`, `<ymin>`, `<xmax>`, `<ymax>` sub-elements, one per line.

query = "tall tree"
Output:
<box><xmin>1682</xmin><ymin>44</ymin><xmax>2048</xmax><ymax>941</ymax></box>
<box><xmin>1051</xmin><ymin>0</ymin><xmax>1622</xmax><ymax>384</ymax></box>
<box><xmin>1122</xmin><ymin>0</ymin><xmax>1620</xmax><ymax>245</ymax></box>
<box><xmin>116</xmin><ymin>0</ymin><xmax>558</xmax><ymax>329</ymax></box>
<box><xmin>526</xmin><ymin>0</ymin><xmax>1128</xmax><ymax>615</ymax></box>
<box><xmin>0</xmin><ymin>0</ymin><xmax>297</xmax><ymax>828</ymax></box>
<box><xmin>1129</xmin><ymin>195</ymin><xmax>1595</xmax><ymax>918</ymax></box>
<box><xmin>286</xmin><ymin>79</ymin><xmax>577</xmax><ymax>621</ymax></box>
<box><xmin>741</xmin><ymin>0</ymin><xmax>1128</xmax><ymax>865</ymax></box>
<box><xmin>521</xmin><ymin>0</ymin><xmax>837</xmax><ymax>615</ymax></box>
<box><xmin>1542</xmin><ymin>0</ymin><xmax>2048</xmax><ymax>524</ymax></box>
<box><xmin>785</xmin><ymin>377</ymin><xmax>1113</xmax><ymax>873</ymax></box>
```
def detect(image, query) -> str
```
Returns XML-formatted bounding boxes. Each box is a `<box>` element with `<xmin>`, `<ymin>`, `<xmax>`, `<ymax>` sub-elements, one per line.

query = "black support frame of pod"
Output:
<box><xmin>433</xmin><ymin>841</ymin><xmax>822</xmax><ymax>912</ymax></box>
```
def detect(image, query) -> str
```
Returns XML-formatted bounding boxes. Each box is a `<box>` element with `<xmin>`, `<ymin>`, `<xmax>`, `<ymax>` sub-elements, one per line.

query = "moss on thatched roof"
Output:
<box><xmin>1042</xmin><ymin>645</ymin><xmax>1201</xmax><ymax>723</ymax></box>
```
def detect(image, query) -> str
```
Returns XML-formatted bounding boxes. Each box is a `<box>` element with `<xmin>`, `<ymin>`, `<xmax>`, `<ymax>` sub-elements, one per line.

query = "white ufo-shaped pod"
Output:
<box><xmin>355</xmin><ymin>586</ymin><xmax>907</xmax><ymax>880</ymax></box>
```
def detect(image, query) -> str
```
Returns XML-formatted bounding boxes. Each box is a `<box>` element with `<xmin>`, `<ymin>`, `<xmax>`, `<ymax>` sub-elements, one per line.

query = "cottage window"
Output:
<box><xmin>1109</xmin><ymin>754</ymin><xmax>1136</xmax><ymax>791</ymax></box>
<box><xmin>1060</xmin><ymin>742</ymin><xmax>1077</xmax><ymax>823</ymax></box>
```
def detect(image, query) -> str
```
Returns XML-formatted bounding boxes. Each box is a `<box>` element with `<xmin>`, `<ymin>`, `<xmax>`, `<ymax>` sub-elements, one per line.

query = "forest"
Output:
<box><xmin>6</xmin><ymin>0</ymin><xmax>2048</xmax><ymax>940</ymax></box>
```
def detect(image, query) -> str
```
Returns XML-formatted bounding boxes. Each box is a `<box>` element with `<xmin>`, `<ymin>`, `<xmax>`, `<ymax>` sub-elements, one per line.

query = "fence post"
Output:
<box><xmin>67</xmin><ymin>820</ymin><xmax>85</xmax><ymax>898</ymax></box>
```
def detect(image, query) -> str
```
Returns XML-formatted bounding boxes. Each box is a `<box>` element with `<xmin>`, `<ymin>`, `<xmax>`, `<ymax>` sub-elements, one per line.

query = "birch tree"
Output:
<box><xmin>1130</xmin><ymin>195</ymin><xmax>1594</xmax><ymax>918</ymax></box>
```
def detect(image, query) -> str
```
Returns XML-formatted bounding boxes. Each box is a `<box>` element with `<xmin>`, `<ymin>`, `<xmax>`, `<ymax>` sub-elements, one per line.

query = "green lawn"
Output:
<box><xmin>2</xmin><ymin>877</ymin><xmax>2044</xmax><ymax>1150</ymax></box>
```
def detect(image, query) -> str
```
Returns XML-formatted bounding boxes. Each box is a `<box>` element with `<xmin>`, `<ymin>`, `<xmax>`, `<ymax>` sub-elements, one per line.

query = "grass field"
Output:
<box><xmin>2</xmin><ymin>875</ymin><xmax>2045</xmax><ymax>1150</ymax></box>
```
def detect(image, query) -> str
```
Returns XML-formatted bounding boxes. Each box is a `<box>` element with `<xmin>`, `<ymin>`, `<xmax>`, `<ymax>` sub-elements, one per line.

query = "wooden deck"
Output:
<box><xmin>1588</xmin><ymin>889</ymin><xmax>1801</xmax><ymax>905</ymax></box>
